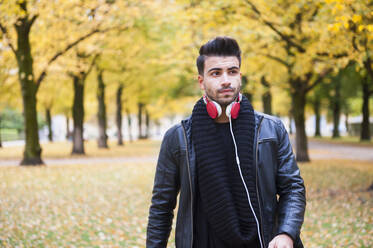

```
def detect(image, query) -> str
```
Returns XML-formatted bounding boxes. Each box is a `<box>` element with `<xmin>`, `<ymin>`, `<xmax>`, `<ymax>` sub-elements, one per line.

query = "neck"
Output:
<box><xmin>215</xmin><ymin>107</ymin><xmax>229</xmax><ymax>123</ymax></box>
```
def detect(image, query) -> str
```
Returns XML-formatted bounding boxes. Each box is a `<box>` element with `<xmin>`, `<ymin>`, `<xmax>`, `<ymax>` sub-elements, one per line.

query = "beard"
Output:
<box><xmin>205</xmin><ymin>85</ymin><xmax>241</xmax><ymax>107</ymax></box>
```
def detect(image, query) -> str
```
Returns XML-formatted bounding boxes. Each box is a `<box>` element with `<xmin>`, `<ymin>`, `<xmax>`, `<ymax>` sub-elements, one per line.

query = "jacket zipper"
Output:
<box><xmin>255</xmin><ymin>116</ymin><xmax>266</xmax><ymax>248</ymax></box>
<box><xmin>181</xmin><ymin>123</ymin><xmax>194</xmax><ymax>248</ymax></box>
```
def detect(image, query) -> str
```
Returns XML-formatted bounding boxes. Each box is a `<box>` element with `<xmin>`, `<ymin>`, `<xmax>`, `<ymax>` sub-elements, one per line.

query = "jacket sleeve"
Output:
<box><xmin>146</xmin><ymin>127</ymin><xmax>180</xmax><ymax>248</ymax></box>
<box><xmin>275</xmin><ymin>120</ymin><xmax>306</xmax><ymax>241</ymax></box>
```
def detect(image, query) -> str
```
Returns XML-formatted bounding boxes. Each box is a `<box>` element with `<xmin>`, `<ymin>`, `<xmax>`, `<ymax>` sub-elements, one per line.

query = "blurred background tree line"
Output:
<box><xmin>0</xmin><ymin>0</ymin><xmax>372</xmax><ymax>165</ymax></box>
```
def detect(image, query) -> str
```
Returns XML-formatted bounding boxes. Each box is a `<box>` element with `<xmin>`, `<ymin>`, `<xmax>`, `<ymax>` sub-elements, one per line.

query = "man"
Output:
<box><xmin>147</xmin><ymin>36</ymin><xmax>306</xmax><ymax>248</ymax></box>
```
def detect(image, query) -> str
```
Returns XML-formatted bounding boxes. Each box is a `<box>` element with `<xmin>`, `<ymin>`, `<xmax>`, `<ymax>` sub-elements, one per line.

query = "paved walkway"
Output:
<box><xmin>0</xmin><ymin>140</ymin><xmax>372</xmax><ymax>166</ymax></box>
<box><xmin>308</xmin><ymin>140</ymin><xmax>373</xmax><ymax>162</ymax></box>
<box><xmin>0</xmin><ymin>156</ymin><xmax>158</xmax><ymax>167</ymax></box>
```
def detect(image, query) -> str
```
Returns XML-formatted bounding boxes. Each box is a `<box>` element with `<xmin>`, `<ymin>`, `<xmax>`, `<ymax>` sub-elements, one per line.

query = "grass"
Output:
<box><xmin>0</xmin><ymin>143</ymin><xmax>372</xmax><ymax>247</ymax></box>
<box><xmin>0</xmin><ymin>140</ymin><xmax>160</xmax><ymax>160</ymax></box>
<box><xmin>0</xmin><ymin>129</ymin><xmax>21</xmax><ymax>142</ymax></box>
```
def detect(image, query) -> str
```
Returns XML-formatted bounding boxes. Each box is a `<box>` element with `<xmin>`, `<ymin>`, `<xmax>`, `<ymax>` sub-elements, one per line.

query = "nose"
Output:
<box><xmin>221</xmin><ymin>72</ymin><xmax>230</xmax><ymax>87</ymax></box>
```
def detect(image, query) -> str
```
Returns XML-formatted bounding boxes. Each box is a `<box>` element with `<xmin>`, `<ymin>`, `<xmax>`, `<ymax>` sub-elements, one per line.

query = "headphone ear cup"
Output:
<box><xmin>206</xmin><ymin>101</ymin><xmax>222</xmax><ymax>119</ymax></box>
<box><xmin>230</xmin><ymin>102</ymin><xmax>240</xmax><ymax>119</ymax></box>
<box><xmin>212</xmin><ymin>101</ymin><xmax>222</xmax><ymax>118</ymax></box>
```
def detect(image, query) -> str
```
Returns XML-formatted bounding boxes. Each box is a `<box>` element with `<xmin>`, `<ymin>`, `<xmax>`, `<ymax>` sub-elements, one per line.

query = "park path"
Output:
<box><xmin>0</xmin><ymin>156</ymin><xmax>158</xmax><ymax>167</ymax></box>
<box><xmin>0</xmin><ymin>140</ymin><xmax>372</xmax><ymax>166</ymax></box>
<box><xmin>308</xmin><ymin>140</ymin><xmax>373</xmax><ymax>162</ymax></box>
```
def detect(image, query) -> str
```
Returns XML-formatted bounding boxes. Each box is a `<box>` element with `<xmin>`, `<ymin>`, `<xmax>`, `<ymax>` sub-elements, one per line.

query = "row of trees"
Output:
<box><xmin>0</xmin><ymin>0</ymin><xmax>182</xmax><ymax>164</ymax></box>
<box><xmin>0</xmin><ymin>0</ymin><xmax>372</xmax><ymax>165</ymax></box>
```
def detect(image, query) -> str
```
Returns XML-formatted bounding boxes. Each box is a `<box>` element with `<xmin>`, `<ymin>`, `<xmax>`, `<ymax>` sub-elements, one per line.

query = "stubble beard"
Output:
<box><xmin>206</xmin><ymin>86</ymin><xmax>241</xmax><ymax>107</ymax></box>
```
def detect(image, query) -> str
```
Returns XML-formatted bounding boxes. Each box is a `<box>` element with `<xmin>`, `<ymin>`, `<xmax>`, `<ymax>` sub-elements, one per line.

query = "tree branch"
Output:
<box><xmin>258</xmin><ymin>53</ymin><xmax>290</xmax><ymax>68</ymax></box>
<box><xmin>244</xmin><ymin>0</ymin><xmax>305</xmax><ymax>53</ymax></box>
<box><xmin>28</xmin><ymin>14</ymin><xmax>38</xmax><ymax>29</ymax></box>
<box><xmin>363</xmin><ymin>36</ymin><xmax>373</xmax><ymax>83</ymax></box>
<box><xmin>308</xmin><ymin>6</ymin><xmax>319</xmax><ymax>22</ymax></box>
<box><xmin>352</xmin><ymin>36</ymin><xmax>360</xmax><ymax>52</ymax></box>
<box><xmin>306</xmin><ymin>68</ymin><xmax>333</xmax><ymax>92</ymax></box>
<box><xmin>0</xmin><ymin>23</ymin><xmax>16</xmax><ymax>54</ymax></box>
<box><xmin>35</xmin><ymin>25</ymin><xmax>123</xmax><ymax>90</ymax></box>
<box><xmin>316</xmin><ymin>52</ymin><xmax>348</xmax><ymax>58</ymax></box>
<box><xmin>82</xmin><ymin>53</ymin><xmax>99</xmax><ymax>81</ymax></box>
<box><xmin>260</xmin><ymin>75</ymin><xmax>270</xmax><ymax>88</ymax></box>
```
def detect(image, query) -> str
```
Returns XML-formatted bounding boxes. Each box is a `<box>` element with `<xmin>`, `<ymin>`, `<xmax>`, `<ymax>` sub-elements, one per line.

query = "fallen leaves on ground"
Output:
<box><xmin>0</xmin><ymin>156</ymin><xmax>371</xmax><ymax>247</ymax></box>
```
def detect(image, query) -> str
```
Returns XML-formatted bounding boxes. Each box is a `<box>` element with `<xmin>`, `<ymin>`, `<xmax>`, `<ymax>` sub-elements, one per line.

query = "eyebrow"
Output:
<box><xmin>207</xmin><ymin>66</ymin><xmax>240</xmax><ymax>73</ymax></box>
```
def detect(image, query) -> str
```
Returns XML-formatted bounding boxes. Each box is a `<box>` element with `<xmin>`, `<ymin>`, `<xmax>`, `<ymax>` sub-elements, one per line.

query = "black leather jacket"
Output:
<box><xmin>147</xmin><ymin>111</ymin><xmax>306</xmax><ymax>248</ymax></box>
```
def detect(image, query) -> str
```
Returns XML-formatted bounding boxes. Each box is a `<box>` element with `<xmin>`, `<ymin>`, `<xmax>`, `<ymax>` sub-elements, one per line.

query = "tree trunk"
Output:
<box><xmin>72</xmin><ymin>75</ymin><xmax>85</xmax><ymax>154</ymax></box>
<box><xmin>138</xmin><ymin>102</ymin><xmax>144</xmax><ymax>139</ymax></box>
<box><xmin>15</xmin><ymin>16</ymin><xmax>43</xmax><ymax>165</ymax></box>
<box><xmin>97</xmin><ymin>70</ymin><xmax>108</xmax><ymax>148</ymax></box>
<box><xmin>46</xmin><ymin>108</ymin><xmax>53</xmax><ymax>142</ymax></box>
<box><xmin>261</xmin><ymin>76</ymin><xmax>272</xmax><ymax>115</ymax></box>
<box><xmin>262</xmin><ymin>92</ymin><xmax>272</xmax><ymax>115</ymax></box>
<box><xmin>332</xmin><ymin>79</ymin><xmax>341</xmax><ymax>138</ymax></box>
<box><xmin>291</xmin><ymin>86</ymin><xmax>310</xmax><ymax>162</ymax></box>
<box><xmin>314</xmin><ymin>96</ymin><xmax>321</xmax><ymax>137</ymax></box>
<box><xmin>241</xmin><ymin>75</ymin><xmax>253</xmax><ymax>102</ymax></box>
<box><xmin>360</xmin><ymin>77</ymin><xmax>371</xmax><ymax>141</ymax></box>
<box><xmin>66</xmin><ymin>114</ymin><xmax>71</xmax><ymax>140</ymax></box>
<box><xmin>145</xmin><ymin>108</ymin><xmax>150</xmax><ymax>139</ymax></box>
<box><xmin>116</xmin><ymin>84</ymin><xmax>124</xmax><ymax>146</ymax></box>
<box><xmin>126</xmin><ymin>108</ymin><xmax>133</xmax><ymax>142</ymax></box>
<box><xmin>243</xmin><ymin>92</ymin><xmax>253</xmax><ymax>103</ymax></box>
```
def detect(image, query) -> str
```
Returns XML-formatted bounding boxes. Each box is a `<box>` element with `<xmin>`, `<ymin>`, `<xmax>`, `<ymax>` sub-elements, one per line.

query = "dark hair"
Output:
<box><xmin>196</xmin><ymin>36</ymin><xmax>241</xmax><ymax>75</ymax></box>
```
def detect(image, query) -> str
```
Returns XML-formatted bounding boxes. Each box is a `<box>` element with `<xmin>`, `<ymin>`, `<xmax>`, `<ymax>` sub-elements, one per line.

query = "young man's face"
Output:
<box><xmin>198</xmin><ymin>56</ymin><xmax>241</xmax><ymax>107</ymax></box>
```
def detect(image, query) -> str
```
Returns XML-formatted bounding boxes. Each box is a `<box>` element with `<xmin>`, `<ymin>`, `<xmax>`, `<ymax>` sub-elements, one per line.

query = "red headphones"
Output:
<box><xmin>203</xmin><ymin>93</ymin><xmax>242</xmax><ymax>119</ymax></box>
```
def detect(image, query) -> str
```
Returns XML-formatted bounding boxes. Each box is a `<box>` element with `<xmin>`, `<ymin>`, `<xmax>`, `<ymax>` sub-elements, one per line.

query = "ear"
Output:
<box><xmin>198</xmin><ymin>75</ymin><xmax>204</xmax><ymax>90</ymax></box>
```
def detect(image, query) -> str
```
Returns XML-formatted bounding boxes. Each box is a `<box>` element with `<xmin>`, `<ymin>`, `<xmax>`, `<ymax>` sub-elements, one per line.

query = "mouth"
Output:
<box><xmin>219</xmin><ymin>89</ymin><xmax>234</xmax><ymax>93</ymax></box>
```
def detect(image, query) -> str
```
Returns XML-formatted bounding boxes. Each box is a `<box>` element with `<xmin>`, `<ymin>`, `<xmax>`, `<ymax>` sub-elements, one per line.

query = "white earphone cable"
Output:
<box><xmin>228</xmin><ymin>115</ymin><xmax>264</xmax><ymax>248</ymax></box>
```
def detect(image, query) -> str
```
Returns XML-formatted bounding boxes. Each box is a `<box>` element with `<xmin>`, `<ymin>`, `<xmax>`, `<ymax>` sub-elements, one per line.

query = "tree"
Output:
<box><xmin>96</xmin><ymin>65</ymin><xmax>108</xmax><ymax>148</ymax></box>
<box><xmin>307</xmin><ymin>82</ymin><xmax>329</xmax><ymax>137</ymax></box>
<box><xmin>0</xmin><ymin>50</ymin><xmax>14</xmax><ymax>146</ymax></box>
<box><xmin>69</xmin><ymin>52</ymin><xmax>97</xmax><ymax>155</ymax></box>
<box><xmin>0</xmin><ymin>0</ymin><xmax>117</xmax><ymax>164</ymax></box>
<box><xmin>240</xmin><ymin>0</ymin><xmax>335</xmax><ymax>161</ymax></box>
<box><xmin>260</xmin><ymin>76</ymin><xmax>272</xmax><ymax>115</ymax></box>
<box><xmin>138</xmin><ymin>102</ymin><xmax>145</xmax><ymax>139</ymax></box>
<box><xmin>178</xmin><ymin>0</ymin><xmax>343</xmax><ymax>161</ymax></box>
<box><xmin>38</xmin><ymin>77</ymin><xmax>56</xmax><ymax>142</ymax></box>
<box><xmin>323</xmin><ymin>0</ymin><xmax>373</xmax><ymax>141</ymax></box>
<box><xmin>126</xmin><ymin>107</ymin><xmax>133</xmax><ymax>142</ymax></box>
<box><xmin>327</xmin><ymin>63</ymin><xmax>361</xmax><ymax>138</ymax></box>
<box><xmin>116</xmin><ymin>83</ymin><xmax>124</xmax><ymax>146</ymax></box>
<box><xmin>330</xmin><ymin>72</ymin><xmax>343</xmax><ymax>138</ymax></box>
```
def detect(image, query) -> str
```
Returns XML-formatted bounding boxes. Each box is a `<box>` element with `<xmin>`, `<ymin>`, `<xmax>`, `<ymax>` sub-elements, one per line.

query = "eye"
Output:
<box><xmin>211</xmin><ymin>71</ymin><xmax>221</xmax><ymax>76</ymax></box>
<box><xmin>229</xmin><ymin>69</ymin><xmax>239</xmax><ymax>75</ymax></box>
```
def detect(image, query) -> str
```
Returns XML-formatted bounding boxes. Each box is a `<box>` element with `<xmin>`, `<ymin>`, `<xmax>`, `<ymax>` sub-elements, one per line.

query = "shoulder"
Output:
<box><xmin>254</xmin><ymin>111</ymin><xmax>287</xmax><ymax>137</ymax></box>
<box><xmin>254</xmin><ymin>111</ymin><xmax>285</xmax><ymax>127</ymax></box>
<box><xmin>163</xmin><ymin>123</ymin><xmax>183</xmax><ymax>143</ymax></box>
<box><xmin>159</xmin><ymin>123</ymin><xmax>184</xmax><ymax>158</ymax></box>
